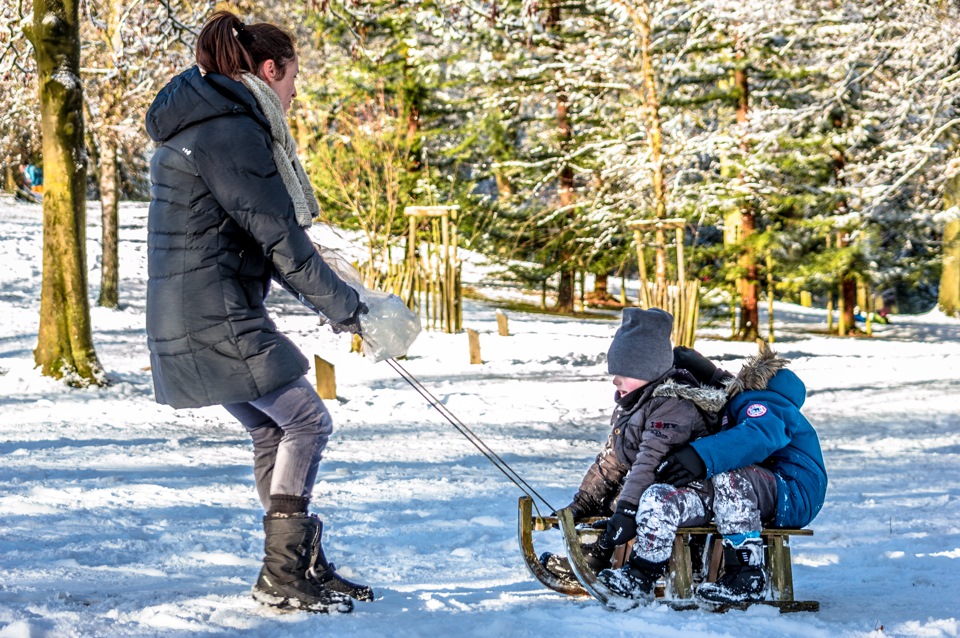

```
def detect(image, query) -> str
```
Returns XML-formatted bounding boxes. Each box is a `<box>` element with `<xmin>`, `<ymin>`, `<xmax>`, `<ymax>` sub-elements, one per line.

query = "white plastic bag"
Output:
<box><xmin>316</xmin><ymin>246</ymin><xmax>421</xmax><ymax>362</ymax></box>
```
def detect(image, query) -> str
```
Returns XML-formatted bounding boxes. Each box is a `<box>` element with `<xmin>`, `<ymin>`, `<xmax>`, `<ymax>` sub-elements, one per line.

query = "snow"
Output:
<box><xmin>1</xmin><ymin>196</ymin><xmax>959</xmax><ymax>637</ymax></box>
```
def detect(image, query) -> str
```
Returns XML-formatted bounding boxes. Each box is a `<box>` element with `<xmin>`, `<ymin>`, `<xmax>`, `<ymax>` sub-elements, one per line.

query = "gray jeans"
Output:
<box><xmin>632</xmin><ymin>465</ymin><xmax>778</xmax><ymax>563</ymax></box>
<box><xmin>224</xmin><ymin>377</ymin><xmax>333</xmax><ymax>510</ymax></box>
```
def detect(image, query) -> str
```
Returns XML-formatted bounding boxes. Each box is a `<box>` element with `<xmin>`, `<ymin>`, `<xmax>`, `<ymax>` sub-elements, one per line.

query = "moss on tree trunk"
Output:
<box><xmin>27</xmin><ymin>0</ymin><xmax>105</xmax><ymax>387</ymax></box>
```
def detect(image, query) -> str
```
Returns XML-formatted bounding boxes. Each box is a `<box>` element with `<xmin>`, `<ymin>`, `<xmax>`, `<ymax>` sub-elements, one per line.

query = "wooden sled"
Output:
<box><xmin>556</xmin><ymin>506</ymin><xmax>820</xmax><ymax>613</ymax></box>
<box><xmin>519</xmin><ymin>496</ymin><xmax>819</xmax><ymax>612</ymax></box>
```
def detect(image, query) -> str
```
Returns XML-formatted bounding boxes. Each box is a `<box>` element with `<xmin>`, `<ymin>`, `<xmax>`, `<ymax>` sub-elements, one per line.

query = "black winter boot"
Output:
<box><xmin>596</xmin><ymin>555</ymin><xmax>667</xmax><ymax>602</ymax></box>
<box><xmin>539</xmin><ymin>542</ymin><xmax>613</xmax><ymax>582</ymax></box>
<box><xmin>252</xmin><ymin>514</ymin><xmax>354</xmax><ymax>613</ymax></box>
<box><xmin>307</xmin><ymin>519</ymin><xmax>375</xmax><ymax>602</ymax></box>
<box><xmin>696</xmin><ymin>537</ymin><xmax>766</xmax><ymax>605</ymax></box>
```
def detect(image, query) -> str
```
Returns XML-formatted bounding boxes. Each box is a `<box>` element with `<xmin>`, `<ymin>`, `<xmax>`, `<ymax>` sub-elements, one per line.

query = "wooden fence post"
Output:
<box><xmin>467</xmin><ymin>329</ymin><xmax>482</xmax><ymax>364</ymax></box>
<box><xmin>314</xmin><ymin>355</ymin><xmax>337</xmax><ymax>400</ymax></box>
<box><xmin>496</xmin><ymin>310</ymin><xmax>510</xmax><ymax>336</ymax></box>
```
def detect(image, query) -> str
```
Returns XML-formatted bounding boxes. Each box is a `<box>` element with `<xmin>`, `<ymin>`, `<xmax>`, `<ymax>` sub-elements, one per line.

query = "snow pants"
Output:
<box><xmin>223</xmin><ymin>376</ymin><xmax>334</xmax><ymax>511</ymax></box>
<box><xmin>631</xmin><ymin>466</ymin><xmax>778</xmax><ymax>563</ymax></box>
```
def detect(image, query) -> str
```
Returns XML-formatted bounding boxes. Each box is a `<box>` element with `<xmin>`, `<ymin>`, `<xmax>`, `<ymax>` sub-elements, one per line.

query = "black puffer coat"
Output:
<box><xmin>145</xmin><ymin>66</ymin><xmax>360</xmax><ymax>409</ymax></box>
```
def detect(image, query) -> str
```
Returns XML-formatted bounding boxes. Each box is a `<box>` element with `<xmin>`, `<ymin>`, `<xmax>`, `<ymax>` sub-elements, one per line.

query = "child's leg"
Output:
<box><xmin>597</xmin><ymin>483</ymin><xmax>712</xmax><ymax>600</ymax></box>
<box><xmin>632</xmin><ymin>483</ymin><xmax>712</xmax><ymax>563</ymax></box>
<box><xmin>697</xmin><ymin>466</ymin><xmax>777</xmax><ymax>604</ymax></box>
<box><xmin>711</xmin><ymin>466</ymin><xmax>777</xmax><ymax>540</ymax></box>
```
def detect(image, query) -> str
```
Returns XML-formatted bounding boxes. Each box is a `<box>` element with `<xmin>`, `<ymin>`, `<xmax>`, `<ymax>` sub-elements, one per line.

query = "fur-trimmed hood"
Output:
<box><xmin>654</xmin><ymin>378</ymin><xmax>729</xmax><ymax>414</ymax></box>
<box><xmin>725</xmin><ymin>341</ymin><xmax>805</xmax><ymax>409</ymax></box>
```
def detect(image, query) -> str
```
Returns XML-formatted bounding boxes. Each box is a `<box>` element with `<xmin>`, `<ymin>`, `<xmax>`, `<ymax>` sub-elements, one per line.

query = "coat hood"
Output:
<box><xmin>726</xmin><ymin>340</ymin><xmax>806</xmax><ymax>408</ymax></box>
<box><xmin>145</xmin><ymin>66</ymin><xmax>268</xmax><ymax>143</ymax></box>
<box><xmin>654</xmin><ymin>377</ymin><xmax>729</xmax><ymax>414</ymax></box>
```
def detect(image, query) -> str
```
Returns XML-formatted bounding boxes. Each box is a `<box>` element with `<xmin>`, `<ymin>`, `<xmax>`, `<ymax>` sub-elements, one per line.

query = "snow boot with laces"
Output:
<box><xmin>596</xmin><ymin>555</ymin><xmax>667</xmax><ymax>602</ymax></box>
<box><xmin>252</xmin><ymin>514</ymin><xmax>354</xmax><ymax>613</ymax></box>
<box><xmin>307</xmin><ymin>519</ymin><xmax>375</xmax><ymax>602</ymax></box>
<box><xmin>696</xmin><ymin>537</ymin><xmax>766</xmax><ymax>605</ymax></box>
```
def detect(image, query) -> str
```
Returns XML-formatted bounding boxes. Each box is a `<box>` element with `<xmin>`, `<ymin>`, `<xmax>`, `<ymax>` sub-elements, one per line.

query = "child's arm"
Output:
<box><xmin>567</xmin><ymin>437</ymin><xmax>627</xmax><ymax>518</ymax></box>
<box><xmin>691</xmin><ymin>399</ymin><xmax>790</xmax><ymax>478</ymax></box>
<box><xmin>618</xmin><ymin>398</ymin><xmax>702</xmax><ymax>507</ymax></box>
<box><xmin>659</xmin><ymin>398</ymin><xmax>791</xmax><ymax>486</ymax></box>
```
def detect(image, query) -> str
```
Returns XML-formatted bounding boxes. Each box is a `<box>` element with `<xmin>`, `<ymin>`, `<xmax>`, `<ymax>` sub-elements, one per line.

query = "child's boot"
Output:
<box><xmin>539</xmin><ymin>542</ymin><xmax>613</xmax><ymax>581</ymax></box>
<box><xmin>696</xmin><ymin>536</ymin><xmax>766</xmax><ymax>604</ymax></box>
<box><xmin>596</xmin><ymin>554</ymin><xmax>667</xmax><ymax>602</ymax></box>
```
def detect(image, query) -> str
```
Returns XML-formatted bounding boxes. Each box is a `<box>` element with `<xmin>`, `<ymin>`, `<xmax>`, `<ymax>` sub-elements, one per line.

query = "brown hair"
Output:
<box><xmin>195</xmin><ymin>10</ymin><xmax>297</xmax><ymax>80</ymax></box>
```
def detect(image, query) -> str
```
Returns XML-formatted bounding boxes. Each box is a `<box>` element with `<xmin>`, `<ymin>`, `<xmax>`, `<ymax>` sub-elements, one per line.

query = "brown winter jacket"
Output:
<box><xmin>572</xmin><ymin>369</ymin><xmax>728</xmax><ymax>513</ymax></box>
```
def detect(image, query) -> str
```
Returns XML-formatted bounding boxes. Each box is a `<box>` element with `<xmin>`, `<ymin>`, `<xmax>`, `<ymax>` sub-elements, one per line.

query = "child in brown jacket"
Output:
<box><xmin>540</xmin><ymin>308</ymin><xmax>727</xmax><ymax>583</ymax></box>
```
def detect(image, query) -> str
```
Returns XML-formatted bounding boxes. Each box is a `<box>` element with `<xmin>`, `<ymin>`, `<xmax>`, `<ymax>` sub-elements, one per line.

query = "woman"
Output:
<box><xmin>145</xmin><ymin>10</ymin><xmax>371</xmax><ymax>614</ymax></box>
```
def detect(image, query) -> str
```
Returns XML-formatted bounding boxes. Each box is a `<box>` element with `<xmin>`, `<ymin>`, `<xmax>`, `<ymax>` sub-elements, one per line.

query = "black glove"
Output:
<box><xmin>330</xmin><ymin>301</ymin><xmax>368</xmax><ymax>336</ymax></box>
<box><xmin>655</xmin><ymin>445</ymin><xmax>707</xmax><ymax>487</ymax></box>
<box><xmin>673</xmin><ymin>346</ymin><xmax>732</xmax><ymax>388</ymax></box>
<box><xmin>596</xmin><ymin>501</ymin><xmax>638</xmax><ymax>551</ymax></box>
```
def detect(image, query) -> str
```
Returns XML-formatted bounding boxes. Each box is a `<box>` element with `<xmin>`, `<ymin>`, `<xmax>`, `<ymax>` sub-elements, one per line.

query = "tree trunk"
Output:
<box><xmin>831</xmin><ymin>109</ymin><xmax>857</xmax><ymax>334</ymax></box>
<box><xmin>636</xmin><ymin>0</ymin><xmax>668</xmax><ymax>285</ymax></box>
<box><xmin>27</xmin><ymin>0</ymin><xmax>105</xmax><ymax>386</ymax></box>
<box><xmin>595</xmin><ymin>274</ymin><xmax>609</xmax><ymax>296</ymax></box>
<box><xmin>837</xmin><ymin>231</ymin><xmax>857</xmax><ymax>333</ymax></box>
<box><xmin>734</xmin><ymin>44</ymin><xmax>759</xmax><ymax>341</ymax></box>
<box><xmin>98</xmin><ymin>137</ymin><xmax>119</xmax><ymax>308</ymax></box>
<box><xmin>549</xmin><ymin>0</ymin><xmax>576</xmax><ymax>314</ymax></box>
<box><xmin>737</xmin><ymin>209</ymin><xmax>760</xmax><ymax>341</ymax></box>
<box><xmin>554</xmin><ymin>96</ymin><xmax>576</xmax><ymax>313</ymax></box>
<box><xmin>3</xmin><ymin>158</ymin><xmax>14</xmax><ymax>192</ymax></box>
<box><xmin>939</xmin><ymin>169</ymin><xmax>960</xmax><ymax>317</ymax></box>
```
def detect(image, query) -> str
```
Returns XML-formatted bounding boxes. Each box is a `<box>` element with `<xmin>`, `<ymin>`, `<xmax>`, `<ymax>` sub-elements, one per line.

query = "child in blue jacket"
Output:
<box><xmin>597</xmin><ymin>342</ymin><xmax>828</xmax><ymax>605</ymax></box>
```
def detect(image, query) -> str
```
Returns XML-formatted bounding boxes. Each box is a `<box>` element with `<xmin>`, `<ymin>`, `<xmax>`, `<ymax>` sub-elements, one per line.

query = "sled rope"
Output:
<box><xmin>384</xmin><ymin>356</ymin><xmax>557</xmax><ymax>517</ymax></box>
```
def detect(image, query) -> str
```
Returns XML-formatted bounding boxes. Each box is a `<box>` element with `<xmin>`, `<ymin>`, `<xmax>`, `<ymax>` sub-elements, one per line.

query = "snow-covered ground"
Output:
<box><xmin>1</xmin><ymin>197</ymin><xmax>958</xmax><ymax>638</ymax></box>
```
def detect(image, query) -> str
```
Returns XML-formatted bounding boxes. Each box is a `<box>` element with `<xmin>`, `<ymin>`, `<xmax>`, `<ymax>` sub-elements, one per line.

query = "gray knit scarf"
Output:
<box><xmin>240</xmin><ymin>72</ymin><xmax>319</xmax><ymax>228</ymax></box>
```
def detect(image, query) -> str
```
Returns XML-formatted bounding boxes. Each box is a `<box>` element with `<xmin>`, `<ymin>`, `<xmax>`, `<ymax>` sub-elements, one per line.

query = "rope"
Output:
<box><xmin>383</xmin><ymin>356</ymin><xmax>557</xmax><ymax>517</ymax></box>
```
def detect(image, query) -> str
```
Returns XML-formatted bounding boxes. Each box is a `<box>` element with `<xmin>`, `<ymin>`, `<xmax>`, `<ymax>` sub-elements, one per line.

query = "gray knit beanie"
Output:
<box><xmin>607</xmin><ymin>308</ymin><xmax>674</xmax><ymax>381</ymax></box>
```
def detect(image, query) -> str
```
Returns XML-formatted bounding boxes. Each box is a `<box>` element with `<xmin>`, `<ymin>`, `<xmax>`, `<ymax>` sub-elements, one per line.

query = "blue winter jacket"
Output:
<box><xmin>690</xmin><ymin>366</ymin><xmax>827</xmax><ymax>528</ymax></box>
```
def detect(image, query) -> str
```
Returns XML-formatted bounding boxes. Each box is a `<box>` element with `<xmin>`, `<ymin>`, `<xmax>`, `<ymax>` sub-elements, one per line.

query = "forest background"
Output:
<box><xmin>3</xmin><ymin>0</ymin><xmax>960</xmax><ymax>366</ymax></box>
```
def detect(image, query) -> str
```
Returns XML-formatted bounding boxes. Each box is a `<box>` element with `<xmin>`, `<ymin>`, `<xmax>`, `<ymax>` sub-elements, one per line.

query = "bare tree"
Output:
<box><xmin>83</xmin><ymin>0</ymin><xmax>212</xmax><ymax>308</ymax></box>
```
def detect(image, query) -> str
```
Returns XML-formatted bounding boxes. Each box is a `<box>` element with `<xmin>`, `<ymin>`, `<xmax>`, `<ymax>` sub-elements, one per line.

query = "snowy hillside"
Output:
<box><xmin>0</xmin><ymin>197</ymin><xmax>958</xmax><ymax>638</ymax></box>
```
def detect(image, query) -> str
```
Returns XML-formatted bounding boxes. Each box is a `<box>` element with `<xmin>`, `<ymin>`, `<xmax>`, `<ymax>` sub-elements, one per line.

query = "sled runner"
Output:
<box><xmin>519</xmin><ymin>496</ymin><xmax>819</xmax><ymax>612</ymax></box>
<box><xmin>518</xmin><ymin>496</ymin><xmax>637</xmax><ymax>596</ymax></box>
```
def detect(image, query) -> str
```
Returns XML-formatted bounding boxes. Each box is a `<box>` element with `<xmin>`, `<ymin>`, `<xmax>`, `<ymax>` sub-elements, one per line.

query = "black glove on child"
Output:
<box><xmin>596</xmin><ymin>501</ymin><xmax>638</xmax><ymax>551</ymax></box>
<box><xmin>655</xmin><ymin>444</ymin><xmax>707</xmax><ymax>487</ymax></box>
<box><xmin>331</xmin><ymin>301</ymin><xmax>369</xmax><ymax>336</ymax></box>
<box><xmin>673</xmin><ymin>346</ymin><xmax>732</xmax><ymax>389</ymax></box>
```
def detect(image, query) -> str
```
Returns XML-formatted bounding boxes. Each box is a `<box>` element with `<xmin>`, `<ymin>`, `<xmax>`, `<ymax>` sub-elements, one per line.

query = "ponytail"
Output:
<box><xmin>196</xmin><ymin>10</ymin><xmax>296</xmax><ymax>80</ymax></box>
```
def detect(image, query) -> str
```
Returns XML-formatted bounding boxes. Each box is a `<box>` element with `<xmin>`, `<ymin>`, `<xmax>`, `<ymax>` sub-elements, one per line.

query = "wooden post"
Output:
<box><xmin>496</xmin><ymin>310</ymin><xmax>510</xmax><ymax>336</ymax></box>
<box><xmin>467</xmin><ymin>329</ymin><xmax>482</xmax><ymax>364</ymax></box>
<box><xmin>314</xmin><ymin>355</ymin><xmax>337</xmax><ymax>400</ymax></box>
<box><xmin>800</xmin><ymin>291</ymin><xmax>812</xmax><ymax>307</ymax></box>
<box><xmin>667</xmin><ymin>534</ymin><xmax>694</xmax><ymax>599</ymax></box>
